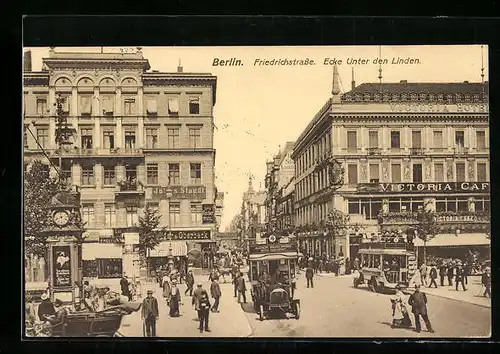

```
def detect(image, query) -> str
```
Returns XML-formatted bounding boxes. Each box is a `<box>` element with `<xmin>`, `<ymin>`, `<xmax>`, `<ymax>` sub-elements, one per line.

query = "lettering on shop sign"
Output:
<box><xmin>389</xmin><ymin>103</ymin><xmax>489</xmax><ymax>113</ymax></box>
<box><xmin>151</xmin><ymin>186</ymin><xmax>206</xmax><ymax>200</ymax></box>
<box><xmin>249</xmin><ymin>240</ymin><xmax>298</xmax><ymax>254</ymax></box>
<box><xmin>161</xmin><ymin>230</ymin><xmax>211</xmax><ymax>241</ymax></box>
<box><xmin>357</xmin><ymin>182</ymin><xmax>490</xmax><ymax>194</ymax></box>
<box><xmin>437</xmin><ymin>215</ymin><xmax>484</xmax><ymax>223</ymax></box>
<box><xmin>202</xmin><ymin>204</ymin><xmax>215</xmax><ymax>224</ymax></box>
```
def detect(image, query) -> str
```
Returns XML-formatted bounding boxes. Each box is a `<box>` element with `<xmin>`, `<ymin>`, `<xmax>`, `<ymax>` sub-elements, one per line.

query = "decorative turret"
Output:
<box><xmin>332</xmin><ymin>64</ymin><xmax>341</xmax><ymax>96</ymax></box>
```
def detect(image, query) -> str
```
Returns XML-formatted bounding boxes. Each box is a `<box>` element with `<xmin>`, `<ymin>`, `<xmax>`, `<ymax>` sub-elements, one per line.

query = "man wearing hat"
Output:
<box><xmin>192</xmin><ymin>283</ymin><xmax>205</xmax><ymax>319</ymax></box>
<box><xmin>455</xmin><ymin>261</ymin><xmax>467</xmax><ymax>292</ymax></box>
<box><xmin>141</xmin><ymin>290</ymin><xmax>159</xmax><ymax>337</ymax></box>
<box><xmin>38</xmin><ymin>293</ymin><xmax>56</xmax><ymax>322</ymax></box>
<box><xmin>408</xmin><ymin>284</ymin><xmax>434</xmax><ymax>333</ymax></box>
<box><xmin>169</xmin><ymin>278</ymin><xmax>181</xmax><ymax>317</ymax></box>
<box><xmin>185</xmin><ymin>269</ymin><xmax>195</xmax><ymax>296</ymax></box>
<box><xmin>481</xmin><ymin>266</ymin><xmax>491</xmax><ymax>298</ymax></box>
<box><xmin>428</xmin><ymin>263</ymin><xmax>438</xmax><ymax>288</ymax></box>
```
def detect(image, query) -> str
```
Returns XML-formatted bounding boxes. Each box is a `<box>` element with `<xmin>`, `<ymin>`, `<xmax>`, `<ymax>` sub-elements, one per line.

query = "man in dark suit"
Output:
<box><xmin>408</xmin><ymin>284</ymin><xmax>434</xmax><ymax>333</ymax></box>
<box><xmin>210</xmin><ymin>278</ymin><xmax>222</xmax><ymax>312</ymax></box>
<box><xmin>141</xmin><ymin>290</ymin><xmax>159</xmax><ymax>337</ymax></box>
<box><xmin>305</xmin><ymin>265</ymin><xmax>314</xmax><ymax>288</ymax></box>
<box><xmin>236</xmin><ymin>272</ymin><xmax>247</xmax><ymax>304</ymax></box>
<box><xmin>438</xmin><ymin>263</ymin><xmax>446</xmax><ymax>287</ymax></box>
<box><xmin>455</xmin><ymin>263</ymin><xmax>467</xmax><ymax>291</ymax></box>
<box><xmin>120</xmin><ymin>275</ymin><xmax>132</xmax><ymax>301</ymax></box>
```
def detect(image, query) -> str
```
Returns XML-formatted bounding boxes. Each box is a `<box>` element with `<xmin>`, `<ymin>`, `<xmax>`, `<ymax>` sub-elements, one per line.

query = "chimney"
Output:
<box><xmin>177</xmin><ymin>59</ymin><xmax>183</xmax><ymax>73</ymax></box>
<box><xmin>24</xmin><ymin>50</ymin><xmax>32</xmax><ymax>72</ymax></box>
<box><xmin>351</xmin><ymin>67</ymin><xmax>356</xmax><ymax>90</ymax></box>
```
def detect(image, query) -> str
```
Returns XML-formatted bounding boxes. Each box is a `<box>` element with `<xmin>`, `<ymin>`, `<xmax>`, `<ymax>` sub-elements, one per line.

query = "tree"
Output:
<box><xmin>23</xmin><ymin>160</ymin><xmax>60</xmax><ymax>256</ymax></box>
<box><xmin>415</xmin><ymin>205</ymin><xmax>439</xmax><ymax>264</ymax></box>
<box><xmin>137</xmin><ymin>204</ymin><xmax>163</xmax><ymax>268</ymax></box>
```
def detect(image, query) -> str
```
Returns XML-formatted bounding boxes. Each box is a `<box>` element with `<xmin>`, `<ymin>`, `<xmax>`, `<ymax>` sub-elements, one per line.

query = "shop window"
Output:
<box><xmin>475</xmin><ymin>198</ymin><xmax>490</xmax><ymax>212</ymax></box>
<box><xmin>97</xmin><ymin>259</ymin><xmax>122</xmax><ymax>279</ymax></box>
<box><xmin>457</xmin><ymin>199</ymin><xmax>469</xmax><ymax>211</ymax></box>
<box><xmin>446</xmin><ymin>199</ymin><xmax>457</xmax><ymax>212</ymax></box>
<box><xmin>82</xmin><ymin>260</ymin><xmax>98</xmax><ymax>278</ymax></box>
<box><xmin>436</xmin><ymin>199</ymin><xmax>446</xmax><ymax>212</ymax></box>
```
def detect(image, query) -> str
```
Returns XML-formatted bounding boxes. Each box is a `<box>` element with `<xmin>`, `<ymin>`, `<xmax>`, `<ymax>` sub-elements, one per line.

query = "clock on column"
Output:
<box><xmin>53</xmin><ymin>211</ymin><xmax>70</xmax><ymax>226</ymax></box>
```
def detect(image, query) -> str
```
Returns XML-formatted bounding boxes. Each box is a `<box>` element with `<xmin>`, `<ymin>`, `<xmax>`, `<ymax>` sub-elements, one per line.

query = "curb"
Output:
<box><xmin>402</xmin><ymin>289</ymin><xmax>491</xmax><ymax>309</ymax></box>
<box><xmin>239</xmin><ymin>302</ymin><xmax>255</xmax><ymax>338</ymax></box>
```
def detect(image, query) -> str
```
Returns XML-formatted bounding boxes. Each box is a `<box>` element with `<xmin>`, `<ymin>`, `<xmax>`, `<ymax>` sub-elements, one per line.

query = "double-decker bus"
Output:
<box><xmin>353</xmin><ymin>237</ymin><xmax>417</xmax><ymax>292</ymax></box>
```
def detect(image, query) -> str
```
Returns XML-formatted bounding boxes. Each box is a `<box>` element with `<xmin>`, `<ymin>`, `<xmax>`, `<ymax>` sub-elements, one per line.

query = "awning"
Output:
<box><xmin>148</xmin><ymin>241</ymin><xmax>188</xmax><ymax>257</ymax></box>
<box><xmin>413</xmin><ymin>233</ymin><xmax>490</xmax><ymax>247</ymax></box>
<box><xmin>82</xmin><ymin>243</ymin><xmax>123</xmax><ymax>260</ymax></box>
<box><xmin>249</xmin><ymin>252</ymin><xmax>299</xmax><ymax>261</ymax></box>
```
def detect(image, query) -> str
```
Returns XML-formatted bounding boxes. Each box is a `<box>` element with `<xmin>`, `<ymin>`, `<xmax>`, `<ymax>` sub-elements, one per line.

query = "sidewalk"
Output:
<box><xmin>404</xmin><ymin>276</ymin><xmax>491</xmax><ymax>308</ymax></box>
<box><xmin>118</xmin><ymin>274</ymin><xmax>252</xmax><ymax>337</ymax></box>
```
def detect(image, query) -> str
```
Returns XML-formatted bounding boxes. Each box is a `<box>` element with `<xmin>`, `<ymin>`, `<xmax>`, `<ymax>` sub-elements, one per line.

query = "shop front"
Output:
<box><xmin>81</xmin><ymin>240</ymin><xmax>124</xmax><ymax>293</ymax></box>
<box><xmin>147</xmin><ymin>240</ymin><xmax>188</xmax><ymax>276</ymax></box>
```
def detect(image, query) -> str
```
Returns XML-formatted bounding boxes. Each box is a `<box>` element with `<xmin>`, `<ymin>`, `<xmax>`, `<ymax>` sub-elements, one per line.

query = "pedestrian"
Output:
<box><xmin>185</xmin><ymin>269</ymin><xmax>195</xmax><ymax>296</ymax></box>
<box><xmin>419</xmin><ymin>262</ymin><xmax>428</xmax><ymax>287</ymax></box>
<box><xmin>390</xmin><ymin>285</ymin><xmax>412</xmax><ymax>329</ymax></box>
<box><xmin>447</xmin><ymin>262</ymin><xmax>454</xmax><ymax>286</ymax></box>
<box><xmin>169</xmin><ymin>279</ymin><xmax>182</xmax><ymax>317</ymax></box>
<box><xmin>353</xmin><ymin>257</ymin><xmax>360</xmax><ymax>273</ymax></box>
<box><xmin>305</xmin><ymin>264</ymin><xmax>314</xmax><ymax>288</ymax></box>
<box><xmin>232</xmin><ymin>271</ymin><xmax>239</xmax><ymax>298</ymax></box>
<box><xmin>236</xmin><ymin>272</ymin><xmax>247</xmax><ymax>303</ymax></box>
<box><xmin>163</xmin><ymin>274</ymin><xmax>172</xmax><ymax>302</ymax></box>
<box><xmin>210</xmin><ymin>278</ymin><xmax>222</xmax><ymax>312</ymax></box>
<box><xmin>408</xmin><ymin>284</ymin><xmax>435</xmax><ymax>333</ymax></box>
<box><xmin>141</xmin><ymin>290</ymin><xmax>159</xmax><ymax>337</ymax></box>
<box><xmin>120</xmin><ymin>275</ymin><xmax>132</xmax><ymax>301</ymax></box>
<box><xmin>197</xmin><ymin>290</ymin><xmax>211</xmax><ymax>333</ymax></box>
<box><xmin>192</xmin><ymin>283</ymin><xmax>204</xmax><ymax>320</ymax></box>
<box><xmin>438</xmin><ymin>263</ymin><xmax>446</xmax><ymax>287</ymax></box>
<box><xmin>455</xmin><ymin>263</ymin><xmax>467</xmax><ymax>291</ymax></box>
<box><xmin>464</xmin><ymin>261</ymin><xmax>471</xmax><ymax>286</ymax></box>
<box><xmin>428</xmin><ymin>264</ymin><xmax>438</xmax><ymax>288</ymax></box>
<box><xmin>481</xmin><ymin>267</ymin><xmax>491</xmax><ymax>298</ymax></box>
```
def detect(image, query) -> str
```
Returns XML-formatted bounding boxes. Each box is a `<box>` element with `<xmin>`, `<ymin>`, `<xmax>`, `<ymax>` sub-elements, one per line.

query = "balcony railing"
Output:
<box><xmin>453</xmin><ymin>146</ymin><xmax>468</xmax><ymax>155</ymax></box>
<box><xmin>409</xmin><ymin>148</ymin><xmax>425</xmax><ymax>156</ymax></box>
<box><xmin>115</xmin><ymin>180</ymin><xmax>145</xmax><ymax>194</ymax></box>
<box><xmin>367</xmin><ymin>147</ymin><xmax>382</xmax><ymax>155</ymax></box>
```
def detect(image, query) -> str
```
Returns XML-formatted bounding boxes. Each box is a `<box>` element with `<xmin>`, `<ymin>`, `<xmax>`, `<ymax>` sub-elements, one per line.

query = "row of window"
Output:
<box><xmin>82</xmin><ymin>202</ymin><xmax>204</xmax><ymax>228</ymax></box>
<box><xmin>345</xmin><ymin>161</ymin><xmax>488</xmax><ymax>186</ymax></box>
<box><xmin>345</xmin><ymin>129</ymin><xmax>487</xmax><ymax>151</ymax></box>
<box><xmin>82</xmin><ymin>259</ymin><xmax>122</xmax><ymax>279</ymax></box>
<box><xmin>31</xmin><ymin>126</ymin><xmax>202</xmax><ymax>150</ymax></box>
<box><xmin>295</xmin><ymin>131</ymin><xmax>332</xmax><ymax>176</ymax></box>
<box><xmin>31</xmin><ymin>95</ymin><xmax>200</xmax><ymax>117</ymax></box>
<box><xmin>295</xmin><ymin>197</ymin><xmax>490</xmax><ymax>225</ymax></box>
<box><xmin>61</xmin><ymin>163</ymin><xmax>202</xmax><ymax>187</ymax></box>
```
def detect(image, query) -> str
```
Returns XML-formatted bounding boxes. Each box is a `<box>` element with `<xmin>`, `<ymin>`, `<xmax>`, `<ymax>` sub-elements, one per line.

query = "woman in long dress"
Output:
<box><xmin>390</xmin><ymin>285</ymin><xmax>412</xmax><ymax>328</ymax></box>
<box><xmin>169</xmin><ymin>279</ymin><xmax>181</xmax><ymax>317</ymax></box>
<box><xmin>163</xmin><ymin>276</ymin><xmax>172</xmax><ymax>304</ymax></box>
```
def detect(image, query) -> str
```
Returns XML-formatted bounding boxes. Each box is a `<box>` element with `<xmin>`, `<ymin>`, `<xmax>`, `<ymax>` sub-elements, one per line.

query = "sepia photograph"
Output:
<box><xmin>23</xmin><ymin>45</ymin><xmax>491</xmax><ymax>338</ymax></box>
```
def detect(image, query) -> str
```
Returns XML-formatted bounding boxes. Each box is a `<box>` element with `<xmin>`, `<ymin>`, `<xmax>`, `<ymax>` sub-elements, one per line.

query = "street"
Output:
<box><xmin>241</xmin><ymin>273</ymin><xmax>491</xmax><ymax>338</ymax></box>
<box><xmin>117</xmin><ymin>271</ymin><xmax>490</xmax><ymax>338</ymax></box>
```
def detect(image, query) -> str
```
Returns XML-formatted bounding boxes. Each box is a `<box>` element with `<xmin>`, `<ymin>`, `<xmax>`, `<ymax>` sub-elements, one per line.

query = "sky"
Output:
<box><xmin>25</xmin><ymin>45</ymin><xmax>489</xmax><ymax>231</ymax></box>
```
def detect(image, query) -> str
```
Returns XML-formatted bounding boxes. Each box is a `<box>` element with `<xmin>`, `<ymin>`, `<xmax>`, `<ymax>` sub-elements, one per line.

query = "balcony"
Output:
<box><xmin>409</xmin><ymin>148</ymin><xmax>425</xmax><ymax>156</ymax></box>
<box><xmin>453</xmin><ymin>146</ymin><xmax>468</xmax><ymax>156</ymax></box>
<box><xmin>367</xmin><ymin>147</ymin><xmax>382</xmax><ymax>156</ymax></box>
<box><xmin>115</xmin><ymin>180</ymin><xmax>145</xmax><ymax>196</ymax></box>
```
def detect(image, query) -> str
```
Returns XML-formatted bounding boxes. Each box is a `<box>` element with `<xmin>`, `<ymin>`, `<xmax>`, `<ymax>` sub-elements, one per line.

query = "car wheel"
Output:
<box><xmin>259</xmin><ymin>305</ymin><xmax>264</xmax><ymax>321</ymax></box>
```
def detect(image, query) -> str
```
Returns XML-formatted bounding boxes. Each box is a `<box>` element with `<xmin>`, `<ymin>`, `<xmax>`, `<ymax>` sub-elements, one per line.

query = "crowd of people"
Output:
<box><xmin>298</xmin><ymin>254</ymin><xmax>350</xmax><ymax>276</ymax></box>
<box><xmin>417</xmin><ymin>259</ymin><xmax>491</xmax><ymax>297</ymax></box>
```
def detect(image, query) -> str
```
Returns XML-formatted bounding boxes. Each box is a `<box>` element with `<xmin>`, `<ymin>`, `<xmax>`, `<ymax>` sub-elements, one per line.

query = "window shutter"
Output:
<box><xmin>147</xmin><ymin>99</ymin><xmax>157</xmax><ymax>114</ymax></box>
<box><xmin>168</xmin><ymin>99</ymin><xmax>179</xmax><ymax>113</ymax></box>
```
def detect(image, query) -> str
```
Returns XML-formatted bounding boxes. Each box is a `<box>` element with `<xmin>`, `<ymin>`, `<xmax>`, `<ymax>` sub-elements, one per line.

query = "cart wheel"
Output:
<box><xmin>259</xmin><ymin>305</ymin><xmax>264</xmax><ymax>321</ymax></box>
<box><xmin>353</xmin><ymin>278</ymin><xmax>359</xmax><ymax>288</ymax></box>
<box><xmin>294</xmin><ymin>303</ymin><xmax>300</xmax><ymax>319</ymax></box>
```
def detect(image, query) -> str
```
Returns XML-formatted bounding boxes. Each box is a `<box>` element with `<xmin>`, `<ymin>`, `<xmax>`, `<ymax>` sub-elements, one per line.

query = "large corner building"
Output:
<box><xmin>291</xmin><ymin>66</ymin><xmax>490</xmax><ymax>264</ymax></box>
<box><xmin>23</xmin><ymin>48</ymin><xmax>218</xmax><ymax>287</ymax></box>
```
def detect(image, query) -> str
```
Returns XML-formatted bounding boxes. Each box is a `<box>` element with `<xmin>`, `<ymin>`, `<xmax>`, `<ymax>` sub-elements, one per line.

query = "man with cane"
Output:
<box><xmin>142</xmin><ymin>290</ymin><xmax>159</xmax><ymax>337</ymax></box>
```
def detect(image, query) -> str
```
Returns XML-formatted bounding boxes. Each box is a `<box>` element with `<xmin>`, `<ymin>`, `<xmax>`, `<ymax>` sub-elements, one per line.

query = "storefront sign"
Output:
<box><xmin>52</xmin><ymin>246</ymin><xmax>71</xmax><ymax>287</ymax></box>
<box><xmin>357</xmin><ymin>182</ymin><xmax>489</xmax><ymax>194</ymax></box>
<box><xmin>250</xmin><ymin>242</ymin><xmax>297</xmax><ymax>254</ymax></box>
<box><xmin>151</xmin><ymin>186</ymin><xmax>206</xmax><ymax>200</ymax></box>
<box><xmin>202</xmin><ymin>204</ymin><xmax>215</xmax><ymax>224</ymax></box>
<box><xmin>437</xmin><ymin>214</ymin><xmax>482</xmax><ymax>223</ymax></box>
<box><xmin>161</xmin><ymin>230</ymin><xmax>211</xmax><ymax>241</ymax></box>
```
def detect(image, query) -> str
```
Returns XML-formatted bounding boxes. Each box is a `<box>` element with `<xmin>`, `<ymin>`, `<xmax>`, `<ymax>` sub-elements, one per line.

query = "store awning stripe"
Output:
<box><xmin>82</xmin><ymin>243</ymin><xmax>122</xmax><ymax>260</ymax></box>
<box><xmin>147</xmin><ymin>241</ymin><xmax>188</xmax><ymax>257</ymax></box>
<box><xmin>413</xmin><ymin>233</ymin><xmax>490</xmax><ymax>247</ymax></box>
